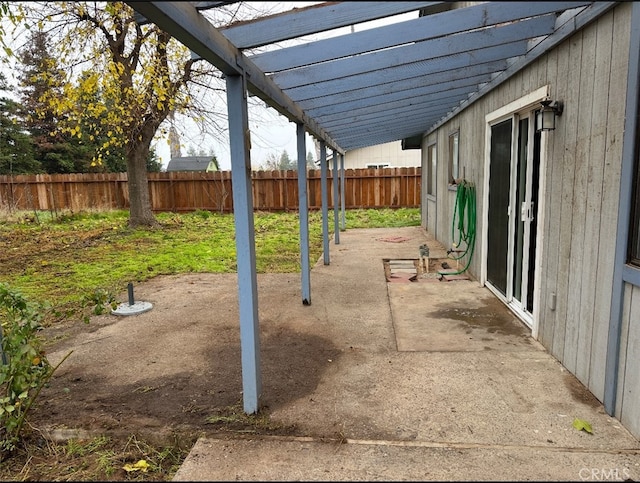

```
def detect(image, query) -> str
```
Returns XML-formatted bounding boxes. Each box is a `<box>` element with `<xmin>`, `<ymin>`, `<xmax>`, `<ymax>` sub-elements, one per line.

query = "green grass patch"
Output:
<box><xmin>0</xmin><ymin>208</ymin><xmax>420</xmax><ymax>324</ymax></box>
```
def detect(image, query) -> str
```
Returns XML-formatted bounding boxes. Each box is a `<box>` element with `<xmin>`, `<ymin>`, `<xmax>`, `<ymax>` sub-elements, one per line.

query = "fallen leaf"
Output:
<box><xmin>123</xmin><ymin>460</ymin><xmax>149</xmax><ymax>472</ymax></box>
<box><xmin>572</xmin><ymin>418</ymin><xmax>593</xmax><ymax>434</ymax></box>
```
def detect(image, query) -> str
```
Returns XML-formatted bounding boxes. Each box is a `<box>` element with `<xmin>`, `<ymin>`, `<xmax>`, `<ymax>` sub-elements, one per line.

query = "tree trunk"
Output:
<box><xmin>126</xmin><ymin>143</ymin><xmax>158</xmax><ymax>228</ymax></box>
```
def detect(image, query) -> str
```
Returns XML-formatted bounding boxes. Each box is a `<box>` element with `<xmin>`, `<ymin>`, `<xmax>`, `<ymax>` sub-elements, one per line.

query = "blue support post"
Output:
<box><xmin>332</xmin><ymin>149</ymin><xmax>340</xmax><ymax>245</ymax></box>
<box><xmin>296</xmin><ymin>123</ymin><xmax>311</xmax><ymax>305</ymax></box>
<box><xmin>320</xmin><ymin>141</ymin><xmax>330</xmax><ymax>265</ymax></box>
<box><xmin>604</xmin><ymin>0</ymin><xmax>640</xmax><ymax>416</ymax></box>
<box><xmin>340</xmin><ymin>153</ymin><xmax>346</xmax><ymax>231</ymax></box>
<box><xmin>226</xmin><ymin>74</ymin><xmax>261</xmax><ymax>414</ymax></box>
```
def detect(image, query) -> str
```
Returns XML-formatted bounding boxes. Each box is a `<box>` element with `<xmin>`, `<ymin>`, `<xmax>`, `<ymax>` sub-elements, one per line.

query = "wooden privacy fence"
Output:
<box><xmin>0</xmin><ymin>167</ymin><xmax>421</xmax><ymax>213</ymax></box>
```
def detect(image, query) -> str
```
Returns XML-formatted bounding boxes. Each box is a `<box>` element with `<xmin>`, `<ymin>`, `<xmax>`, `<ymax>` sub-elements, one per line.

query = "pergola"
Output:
<box><xmin>126</xmin><ymin>1</ymin><xmax>616</xmax><ymax>413</ymax></box>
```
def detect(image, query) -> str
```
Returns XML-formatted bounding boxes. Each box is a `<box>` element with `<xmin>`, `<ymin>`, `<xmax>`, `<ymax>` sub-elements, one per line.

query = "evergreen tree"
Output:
<box><xmin>0</xmin><ymin>73</ymin><xmax>39</xmax><ymax>175</ymax></box>
<box><xmin>146</xmin><ymin>149</ymin><xmax>162</xmax><ymax>173</ymax></box>
<box><xmin>17</xmin><ymin>29</ymin><xmax>91</xmax><ymax>173</ymax></box>
<box><xmin>279</xmin><ymin>150</ymin><xmax>295</xmax><ymax>170</ymax></box>
<box><xmin>306</xmin><ymin>150</ymin><xmax>316</xmax><ymax>169</ymax></box>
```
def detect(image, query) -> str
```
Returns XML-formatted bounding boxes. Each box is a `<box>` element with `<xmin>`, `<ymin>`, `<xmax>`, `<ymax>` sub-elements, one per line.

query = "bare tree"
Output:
<box><xmin>259</xmin><ymin>150</ymin><xmax>297</xmax><ymax>171</ymax></box>
<box><xmin>14</xmin><ymin>2</ymin><xmax>235</xmax><ymax>227</ymax></box>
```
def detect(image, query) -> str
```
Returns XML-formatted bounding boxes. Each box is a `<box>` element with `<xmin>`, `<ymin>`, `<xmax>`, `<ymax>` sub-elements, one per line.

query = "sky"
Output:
<box><xmin>156</xmin><ymin>102</ymin><xmax>316</xmax><ymax>171</ymax></box>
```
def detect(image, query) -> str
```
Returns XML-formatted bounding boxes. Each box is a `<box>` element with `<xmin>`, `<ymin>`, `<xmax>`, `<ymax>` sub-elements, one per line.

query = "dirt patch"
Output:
<box><xmin>563</xmin><ymin>372</ymin><xmax>603</xmax><ymax>409</ymax></box>
<box><xmin>0</xmin><ymin>272</ymin><xmax>343</xmax><ymax>480</ymax></box>
<box><xmin>34</xmin><ymin>324</ymin><xmax>339</xmax><ymax>436</ymax></box>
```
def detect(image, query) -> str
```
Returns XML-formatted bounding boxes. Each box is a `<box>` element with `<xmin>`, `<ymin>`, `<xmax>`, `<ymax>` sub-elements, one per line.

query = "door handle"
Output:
<box><xmin>521</xmin><ymin>202</ymin><xmax>535</xmax><ymax>222</ymax></box>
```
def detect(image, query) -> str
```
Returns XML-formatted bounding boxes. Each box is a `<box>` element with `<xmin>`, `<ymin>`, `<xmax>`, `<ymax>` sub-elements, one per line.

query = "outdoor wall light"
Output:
<box><xmin>536</xmin><ymin>99</ymin><xmax>564</xmax><ymax>132</ymax></box>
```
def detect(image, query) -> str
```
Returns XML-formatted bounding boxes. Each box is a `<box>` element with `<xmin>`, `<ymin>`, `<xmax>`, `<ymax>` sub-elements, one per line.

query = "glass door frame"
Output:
<box><xmin>509</xmin><ymin>111</ymin><xmax>539</xmax><ymax>322</ymax></box>
<box><xmin>481</xmin><ymin>86</ymin><xmax>549</xmax><ymax>338</ymax></box>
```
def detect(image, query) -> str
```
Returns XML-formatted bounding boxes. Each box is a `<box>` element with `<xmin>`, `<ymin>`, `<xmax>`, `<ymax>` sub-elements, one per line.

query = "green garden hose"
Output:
<box><xmin>440</xmin><ymin>180</ymin><xmax>476</xmax><ymax>276</ymax></box>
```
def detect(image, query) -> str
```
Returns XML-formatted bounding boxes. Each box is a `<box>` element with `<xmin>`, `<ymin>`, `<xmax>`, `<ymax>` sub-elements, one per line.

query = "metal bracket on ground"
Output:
<box><xmin>111</xmin><ymin>283</ymin><xmax>153</xmax><ymax>316</ymax></box>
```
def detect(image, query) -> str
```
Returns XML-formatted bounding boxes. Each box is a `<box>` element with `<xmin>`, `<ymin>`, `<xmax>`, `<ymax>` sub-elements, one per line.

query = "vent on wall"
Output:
<box><xmin>401</xmin><ymin>135</ymin><xmax>422</xmax><ymax>150</ymax></box>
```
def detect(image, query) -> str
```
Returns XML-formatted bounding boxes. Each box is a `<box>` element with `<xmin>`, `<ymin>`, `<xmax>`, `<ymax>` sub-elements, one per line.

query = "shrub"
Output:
<box><xmin>0</xmin><ymin>284</ymin><xmax>70</xmax><ymax>455</ymax></box>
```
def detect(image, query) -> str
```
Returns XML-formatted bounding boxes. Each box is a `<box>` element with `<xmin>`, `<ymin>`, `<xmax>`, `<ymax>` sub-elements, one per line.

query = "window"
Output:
<box><xmin>448</xmin><ymin>131</ymin><xmax>459</xmax><ymax>184</ymax></box>
<box><xmin>629</xmin><ymin>107</ymin><xmax>640</xmax><ymax>267</ymax></box>
<box><xmin>427</xmin><ymin>143</ymin><xmax>436</xmax><ymax>196</ymax></box>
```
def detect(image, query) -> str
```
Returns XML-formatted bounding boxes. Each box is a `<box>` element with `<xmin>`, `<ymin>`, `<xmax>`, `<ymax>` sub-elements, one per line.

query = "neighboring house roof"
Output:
<box><xmin>166</xmin><ymin>156</ymin><xmax>217</xmax><ymax>172</ymax></box>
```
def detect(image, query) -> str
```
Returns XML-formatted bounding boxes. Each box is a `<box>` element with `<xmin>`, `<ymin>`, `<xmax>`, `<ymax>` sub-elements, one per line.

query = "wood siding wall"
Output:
<box><xmin>0</xmin><ymin>167</ymin><xmax>421</xmax><ymax>213</ymax></box>
<box><xmin>539</xmin><ymin>6</ymin><xmax>629</xmax><ymax>408</ymax></box>
<box><xmin>422</xmin><ymin>3</ymin><xmax>637</xmax><ymax>436</ymax></box>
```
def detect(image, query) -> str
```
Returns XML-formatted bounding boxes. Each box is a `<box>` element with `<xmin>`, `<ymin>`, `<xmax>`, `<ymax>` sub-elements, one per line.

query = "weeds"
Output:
<box><xmin>123</xmin><ymin>435</ymin><xmax>187</xmax><ymax>475</ymax></box>
<box><xmin>1</xmin><ymin>434</ymin><xmax>189</xmax><ymax>481</ymax></box>
<box><xmin>0</xmin><ymin>284</ymin><xmax>72</xmax><ymax>455</ymax></box>
<box><xmin>80</xmin><ymin>287</ymin><xmax>118</xmax><ymax>323</ymax></box>
<box><xmin>96</xmin><ymin>449</ymin><xmax>118</xmax><ymax>476</ymax></box>
<box><xmin>205</xmin><ymin>403</ymin><xmax>290</xmax><ymax>433</ymax></box>
<box><xmin>64</xmin><ymin>435</ymin><xmax>110</xmax><ymax>457</ymax></box>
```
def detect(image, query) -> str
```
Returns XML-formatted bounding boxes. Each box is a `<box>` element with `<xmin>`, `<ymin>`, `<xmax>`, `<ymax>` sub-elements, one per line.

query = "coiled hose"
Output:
<box><xmin>441</xmin><ymin>180</ymin><xmax>476</xmax><ymax>276</ymax></box>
